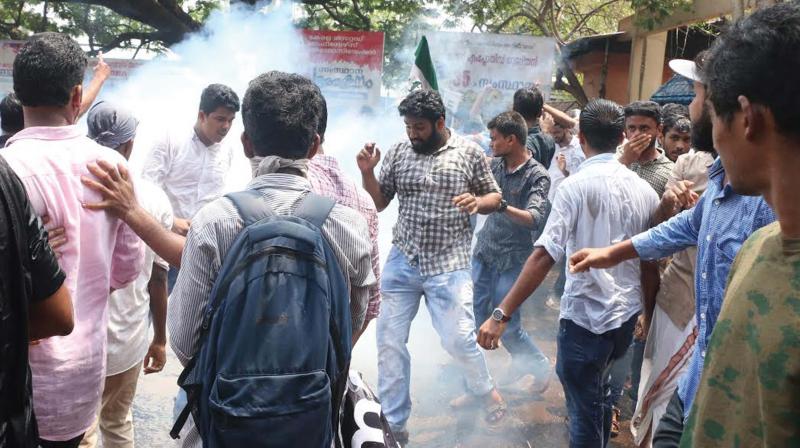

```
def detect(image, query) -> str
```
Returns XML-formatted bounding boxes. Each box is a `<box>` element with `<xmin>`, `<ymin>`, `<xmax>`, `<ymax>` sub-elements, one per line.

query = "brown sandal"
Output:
<box><xmin>484</xmin><ymin>402</ymin><xmax>508</xmax><ymax>424</ymax></box>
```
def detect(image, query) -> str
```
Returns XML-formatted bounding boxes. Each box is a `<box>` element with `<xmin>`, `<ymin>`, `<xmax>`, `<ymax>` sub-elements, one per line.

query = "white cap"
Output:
<box><xmin>669</xmin><ymin>59</ymin><xmax>701</xmax><ymax>82</ymax></box>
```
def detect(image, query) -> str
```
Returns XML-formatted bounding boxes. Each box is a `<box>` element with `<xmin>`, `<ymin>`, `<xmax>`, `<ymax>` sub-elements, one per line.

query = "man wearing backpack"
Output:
<box><xmin>167</xmin><ymin>71</ymin><xmax>375</xmax><ymax>448</ymax></box>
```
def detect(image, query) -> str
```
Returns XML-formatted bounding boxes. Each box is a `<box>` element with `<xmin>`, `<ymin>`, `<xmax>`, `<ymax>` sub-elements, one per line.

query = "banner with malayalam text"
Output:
<box><xmin>301</xmin><ymin>30</ymin><xmax>384</xmax><ymax>112</ymax></box>
<box><xmin>425</xmin><ymin>32</ymin><xmax>556</xmax><ymax>127</ymax></box>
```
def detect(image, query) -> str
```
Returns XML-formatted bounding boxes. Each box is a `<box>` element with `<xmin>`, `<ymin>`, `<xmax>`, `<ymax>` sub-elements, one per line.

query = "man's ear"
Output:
<box><xmin>241</xmin><ymin>131</ymin><xmax>254</xmax><ymax>159</ymax></box>
<box><xmin>306</xmin><ymin>133</ymin><xmax>321</xmax><ymax>159</ymax></box>
<box><xmin>436</xmin><ymin>116</ymin><xmax>446</xmax><ymax>132</ymax></box>
<box><xmin>69</xmin><ymin>85</ymin><xmax>82</xmax><ymax>123</ymax></box>
<box><xmin>197</xmin><ymin>110</ymin><xmax>206</xmax><ymax>124</ymax></box>
<box><xmin>739</xmin><ymin>95</ymin><xmax>765</xmax><ymax>142</ymax></box>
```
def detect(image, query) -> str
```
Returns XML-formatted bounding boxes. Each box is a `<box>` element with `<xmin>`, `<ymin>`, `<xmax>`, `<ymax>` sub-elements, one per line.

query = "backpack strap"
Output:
<box><xmin>293</xmin><ymin>192</ymin><xmax>336</xmax><ymax>228</ymax></box>
<box><xmin>226</xmin><ymin>190</ymin><xmax>275</xmax><ymax>226</ymax></box>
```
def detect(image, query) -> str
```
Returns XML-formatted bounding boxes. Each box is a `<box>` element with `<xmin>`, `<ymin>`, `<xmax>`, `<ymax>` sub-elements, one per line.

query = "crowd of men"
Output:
<box><xmin>0</xmin><ymin>2</ymin><xmax>798</xmax><ymax>447</ymax></box>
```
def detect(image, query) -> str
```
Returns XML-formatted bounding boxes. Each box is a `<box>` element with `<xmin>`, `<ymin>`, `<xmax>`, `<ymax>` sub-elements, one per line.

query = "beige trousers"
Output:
<box><xmin>80</xmin><ymin>364</ymin><xmax>141</xmax><ymax>448</ymax></box>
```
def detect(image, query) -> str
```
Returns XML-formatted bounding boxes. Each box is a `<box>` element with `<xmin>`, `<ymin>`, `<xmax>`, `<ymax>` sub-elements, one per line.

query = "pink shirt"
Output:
<box><xmin>4</xmin><ymin>125</ymin><xmax>143</xmax><ymax>441</ymax></box>
<box><xmin>307</xmin><ymin>155</ymin><xmax>381</xmax><ymax>321</ymax></box>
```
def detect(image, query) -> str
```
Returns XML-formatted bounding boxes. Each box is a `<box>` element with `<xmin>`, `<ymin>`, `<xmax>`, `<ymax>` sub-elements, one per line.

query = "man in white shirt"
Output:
<box><xmin>477</xmin><ymin>99</ymin><xmax>659</xmax><ymax>447</ymax></box>
<box><xmin>79</xmin><ymin>101</ymin><xmax>174</xmax><ymax>448</ymax></box>
<box><xmin>142</xmin><ymin>83</ymin><xmax>239</xmax><ymax>235</ymax></box>
<box><xmin>142</xmin><ymin>83</ymin><xmax>239</xmax><ymax>289</ymax></box>
<box><xmin>545</xmin><ymin>117</ymin><xmax>586</xmax><ymax>310</ymax></box>
<box><xmin>547</xmin><ymin>120</ymin><xmax>585</xmax><ymax>202</ymax></box>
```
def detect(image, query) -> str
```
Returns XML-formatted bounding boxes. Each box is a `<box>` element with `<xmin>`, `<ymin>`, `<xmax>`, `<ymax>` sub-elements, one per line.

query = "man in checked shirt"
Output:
<box><xmin>357</xmin><ymin>89</ymin><xmax>505</xmax><ymax>443</ymax></box>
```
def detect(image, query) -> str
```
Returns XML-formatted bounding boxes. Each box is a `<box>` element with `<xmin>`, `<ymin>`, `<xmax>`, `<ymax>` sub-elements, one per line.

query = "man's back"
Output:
<box><xmin>308</xmin><ymin>154</ymin><xmax>381</xmax><ymax>320</ymax></box>
<box><xmin>3</xmin><ymin>125</ymin><xmax>143</xmax><ymax>441</ymax></box>
<box><xmin>539</xmin><ymin>153</ymin><xmax>659</xmax><ymax>333</ymax></box>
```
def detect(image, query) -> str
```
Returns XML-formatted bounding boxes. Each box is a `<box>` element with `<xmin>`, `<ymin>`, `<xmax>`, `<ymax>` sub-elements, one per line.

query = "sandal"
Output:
<box><xmin>449</xmin><ymin>393</ymin><xmax>478</xmax><ymax>409</ymax></box>
<box><xmin>484</xmin><ymin>401</ymin><xmax>508</xmax><ymax>424</ymax></box>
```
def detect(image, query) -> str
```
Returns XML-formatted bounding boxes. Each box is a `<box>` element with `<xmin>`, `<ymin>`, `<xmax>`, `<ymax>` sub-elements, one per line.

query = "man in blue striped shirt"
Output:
<box><xmin>569</xmin><ymin>56</ymin><xmax>775</xmax><ymax>447</ymax></box>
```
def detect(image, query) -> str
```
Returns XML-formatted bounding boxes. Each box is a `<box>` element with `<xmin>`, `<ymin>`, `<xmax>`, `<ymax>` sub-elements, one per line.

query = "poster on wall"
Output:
<box><xmin>301</xmin><ymin>30</ymin><xmax>384</xmax><ymax>112</ymax></box>
<box><xmin>425</xmin><ymin>32</ymin><xmax>556</xmax><ymax>128</ymax></box>
<box><xmin>0</xmin><ymin>40</ymin><xmax>144</xmax><ymax>97</ymax></box>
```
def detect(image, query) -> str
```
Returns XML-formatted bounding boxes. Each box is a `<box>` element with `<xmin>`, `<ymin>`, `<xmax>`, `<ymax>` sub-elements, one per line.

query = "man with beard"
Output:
<box><xmin>357</xmin><ymin>89</ymin><xmax>504</xmax><ymax>444</ymax></box>
<box><xmin>568</xmin><ymin>54</ymin><xmax>776</xmax><ymax>447</ymax></box>
<box><xmin>619</xmin><ymin>101</ymin><xmax>675</xmax><ymax>197</ymax></box>
<box><xmin>142</xmin><ymin>84</ymin><xmax>239</xmax><ymax>288</ymax></box>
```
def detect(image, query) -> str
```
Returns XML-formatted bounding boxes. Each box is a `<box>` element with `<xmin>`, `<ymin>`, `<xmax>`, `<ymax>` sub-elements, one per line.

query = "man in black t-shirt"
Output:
<box><xmin>0</xmin><ymin>156</ymin><xmax>73</xmax><ymax>448</ymax></box>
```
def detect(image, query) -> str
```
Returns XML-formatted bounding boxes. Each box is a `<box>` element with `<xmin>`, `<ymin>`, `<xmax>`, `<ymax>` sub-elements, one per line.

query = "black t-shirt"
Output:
<box><xmin>0</xmin><ymin>155</ymin><xmax>65</xmax><ymax>447</ymax></box>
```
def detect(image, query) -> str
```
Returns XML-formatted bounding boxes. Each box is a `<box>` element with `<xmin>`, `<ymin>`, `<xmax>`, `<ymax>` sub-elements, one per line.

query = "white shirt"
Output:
<box><xmin>535</xmin><ymin>152</ymin><xmax>659</xmax><ymax>334</ymax></box>
<box><xmin>106</xmin><ymin>180</ymin><xmax>174</xmax><ymax>376</ymax></box>
<box><xmin>547</xmin><ymin>135</ymin><xmax>585</xmax><ymax>201</ymax></box>
<box><xmin>142</xmin><ymin>129</ymin><xmax>235</xmax><ymax>220</ymax></box>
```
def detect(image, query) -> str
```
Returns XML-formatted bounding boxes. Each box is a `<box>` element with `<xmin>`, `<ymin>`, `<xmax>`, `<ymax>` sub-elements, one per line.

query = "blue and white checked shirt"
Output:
<box><xmin>631</xmin><ymin>158</ymin><xmax>776</xmax><ymax>419</ymax></box>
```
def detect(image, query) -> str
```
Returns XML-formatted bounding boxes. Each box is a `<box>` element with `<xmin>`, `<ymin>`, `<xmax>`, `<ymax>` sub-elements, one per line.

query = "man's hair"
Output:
<box><xmin>13</xmin><ymin>32</ymin><xmax>87</xmax><ymax>108</ymax></box>
<box><xmin>704</xmin><ymin>2</ymin><xmax>800</xmax><ymax>138</ymax></box>
<box><xmin>663</xmin><ymin>113</ymin><xmax>692</xmax><ymax>134</ymax></box>
<box><xmin>312</xmin><ymin>87</ymin><xmax>327</xmax><ymax>141</ymax></box>
<box><xmin>580</xmin><ymin>99</ymin><xmax>625</xmax><ymax>153</ymax></box>
<box><xmin>661</xmin><ymin>103</ymin><xmax>689</xmax><ymax>120</ymax></box>
<box><xmin>242</xmin><ymin>71</ymin><xmax>321</xmax><ymax>159</ymax></box>
<box><xmin>513</xmin><ymin>87</ymin><xmax>544</xmax><ymax>121</ymax></box>
<box><xmin>199</xmin><ymin>83</ymin><xmax>240</xmax><ymax>114</ymax></box>
<box><xmin>0</xmin><ymin>93</ymin><xmax>23</xmax><ymax>133</ymax></box>
<box><xmin>624</xmin><ymin>100</ymin><xmax>662</xmax><ymax>125</ymax></box>
<box><xmin>487</xmin><ymin>111</ymin><xmax>527</xmax><ymax>145</ymax></box>
<box><xmin>398</xmin><ymin>89</ymin><xmax>446</xmax><ymax>122</ymax></box>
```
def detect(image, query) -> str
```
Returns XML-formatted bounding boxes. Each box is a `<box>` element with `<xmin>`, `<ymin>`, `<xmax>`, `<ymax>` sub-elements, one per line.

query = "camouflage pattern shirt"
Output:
<box><xmin>681</xmin><ymin>221</ymin><xmax>800</xmax><ymax>447</ymax></box>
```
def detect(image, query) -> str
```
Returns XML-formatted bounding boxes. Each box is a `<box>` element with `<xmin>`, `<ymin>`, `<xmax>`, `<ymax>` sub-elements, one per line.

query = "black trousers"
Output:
<box><xmin>652</xmin><ymin>390</ymin><xmax>685</xmax><ymax>448</ymax></box>
<box><xmin>39</xmin><ymin>433</ymin><xmax>84</xmax><ymax>448</ymax></box>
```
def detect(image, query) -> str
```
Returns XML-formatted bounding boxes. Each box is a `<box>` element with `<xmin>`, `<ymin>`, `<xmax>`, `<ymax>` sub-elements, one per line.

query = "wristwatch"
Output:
<box><xmin>491</xmin><ymin>307</ymin><xmax>511</xmax><ymax>323</ymax></box>
<box><xmin>497</xmin><ymin>199</ymin><xmax>508</xmax><ymax>213</ymax></box>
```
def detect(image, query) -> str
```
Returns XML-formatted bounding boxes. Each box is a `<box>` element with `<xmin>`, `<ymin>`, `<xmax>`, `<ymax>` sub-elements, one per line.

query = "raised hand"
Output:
<box><xmin>357</xmin><ymin>142</ymin><xmax>381</xmax><ymax>173</ymax></box>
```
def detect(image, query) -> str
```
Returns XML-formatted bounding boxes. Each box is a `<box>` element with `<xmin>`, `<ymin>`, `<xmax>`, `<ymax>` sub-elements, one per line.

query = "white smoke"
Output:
<box><xmin>97</xmin><ymin>1</ymin><xmax>436</xmax><ymax>384</ymax></box>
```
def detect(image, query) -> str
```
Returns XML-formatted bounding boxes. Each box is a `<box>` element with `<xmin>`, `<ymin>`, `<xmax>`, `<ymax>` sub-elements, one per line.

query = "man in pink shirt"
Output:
<box><xmin>304</xmin><ymin>92</ymin><xmax>381</xmax><ymax>339</ymax></box>
<box><xmin>3</xmin><ymin>33</ymin><xmax>143</xmax><ymax>448</ymax></box>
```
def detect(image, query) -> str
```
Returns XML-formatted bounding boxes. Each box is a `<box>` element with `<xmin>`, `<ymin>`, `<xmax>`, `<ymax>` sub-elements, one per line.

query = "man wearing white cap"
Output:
<box><xmin>568</xmin><ymin>52</ymin><xmax>776</xmax><ymax>447</ymax></box>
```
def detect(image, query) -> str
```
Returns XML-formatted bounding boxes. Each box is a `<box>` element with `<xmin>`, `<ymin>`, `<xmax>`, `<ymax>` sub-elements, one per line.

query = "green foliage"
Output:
<box><xmin>630</xmin><ymin>0</ymin><xmax>693</xmax><ymax>30</ymax></box>
<box><xmin>442</xmin><ymin>0</ymin><xmax>634</xmax><ymax>44</ymax></box>
<box><xmin>0</xmin><ymin>0</ymin><xmax>220</xmax><ymax>56</ymax></box>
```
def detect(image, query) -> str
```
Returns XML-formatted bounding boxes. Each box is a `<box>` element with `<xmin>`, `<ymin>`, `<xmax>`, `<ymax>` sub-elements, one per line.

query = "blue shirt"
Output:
<box><xmin>631</xmin><ymin>158</ymin><xmax>776</xmax><ymax>419</ymax></box>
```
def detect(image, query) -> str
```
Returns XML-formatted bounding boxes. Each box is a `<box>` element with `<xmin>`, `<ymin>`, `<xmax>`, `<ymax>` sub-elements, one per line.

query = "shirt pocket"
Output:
<box><xmin>429</xmin><ymin>161</ymin><xmax>468</xmax><ymax>193</ymax></box>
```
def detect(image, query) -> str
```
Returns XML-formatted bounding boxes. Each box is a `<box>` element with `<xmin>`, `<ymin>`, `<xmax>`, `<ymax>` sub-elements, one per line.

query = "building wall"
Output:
<box><xmin>571</xmin><ymin>50</ymin><xmax>672</xmax><ymax>104</ymax></box>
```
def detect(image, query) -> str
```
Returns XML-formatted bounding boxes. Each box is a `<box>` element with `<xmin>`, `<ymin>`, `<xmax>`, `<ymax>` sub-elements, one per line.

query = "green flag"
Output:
<box><xmin>410</xmin><ymin>36</ymin><xmax>438</xmax><ymax>91</ymax></box>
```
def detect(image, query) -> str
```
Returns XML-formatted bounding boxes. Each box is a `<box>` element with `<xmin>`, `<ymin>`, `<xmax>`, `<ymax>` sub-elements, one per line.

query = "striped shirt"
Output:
<box><xmin>619</xmin><ymin>147</ymin><xmax>675</xmax><ymax>197</ymax></box>
<box><xmin>308</xmin><ymin>154</ymin><xmax>381</xmax><ymax>322</ymax></box>
<box><xmin>169</xmin><ymin>173</ymin><xmax>376</xmax><ymax>447</ymax></box>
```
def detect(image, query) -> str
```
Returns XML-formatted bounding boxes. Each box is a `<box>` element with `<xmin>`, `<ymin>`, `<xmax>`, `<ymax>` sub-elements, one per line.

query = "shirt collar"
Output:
<box><xmin>499</xmin><ymin>155</ymin><xmax>535</xmax><ymax>175</ymax></box>
<box><xmin>7</xmin><ymin>124</ymin><xmax>84</xmax><ymax>144</ymax></box>
<box><xmin>247</xmin><ymin>172</ymin><xmax>312</xmax><ymax>192</ymax></box>
<box><xmin>192</xmin><ymin>128</ymin><xmax>221</xmax><ymax>151</ymax></box>
<box><xmin>310</xmin><ymin>153</ymin><xmax>340</xmax><ymax>171</ymax></box>
<box><xmin>579</xmin><ymin>152</ymin><xmax>616</xmax><ymax>169</ymax></box>
<box><xmin>527</xmin><ymin>124</ymin><xmax>543</xmax><ymax>135</ymax></box>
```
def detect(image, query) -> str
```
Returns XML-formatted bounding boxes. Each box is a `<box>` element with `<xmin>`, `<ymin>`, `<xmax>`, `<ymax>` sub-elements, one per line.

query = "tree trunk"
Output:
<box><xmin>554</xmin><ymin>45</ymin><xmax>589</xmax><ymax>106</ymax></box>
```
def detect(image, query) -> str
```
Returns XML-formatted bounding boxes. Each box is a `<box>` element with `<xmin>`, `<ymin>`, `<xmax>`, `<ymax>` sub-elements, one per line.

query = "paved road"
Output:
<box><xmin>130</xmin><ymin>270</ymin><xmax>637</xmax><ymax>447</ymax></box>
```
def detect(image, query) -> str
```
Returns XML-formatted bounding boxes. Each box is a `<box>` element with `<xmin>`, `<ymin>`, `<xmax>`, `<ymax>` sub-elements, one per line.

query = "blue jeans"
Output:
<box><xmin>556</xmin><ymin>315</ymin><xmax>637</xmax><ymax>448</ymax></box>
<box><xmin>377</xmin><ymin>246</ymin><xmax>494</xmax><ymax>431</ymax></box>
<box><xmin>472</xmin><ymin>258</ymin><xmax>549</xmax><ymax>377</ymax></box>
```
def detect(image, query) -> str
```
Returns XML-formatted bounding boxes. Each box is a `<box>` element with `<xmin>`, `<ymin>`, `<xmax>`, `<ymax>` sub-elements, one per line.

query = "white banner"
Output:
<box><xmin>425</xmin><ymin>32</ymin><xmax>556</xmax><ymax>125</ymax></box>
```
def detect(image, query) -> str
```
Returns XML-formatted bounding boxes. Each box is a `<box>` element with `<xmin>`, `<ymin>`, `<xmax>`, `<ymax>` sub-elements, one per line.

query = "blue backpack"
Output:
<box><xmin>170</xmin><ymin>190</ymin><xmax>353</xmax><ymax>447</ymax></box>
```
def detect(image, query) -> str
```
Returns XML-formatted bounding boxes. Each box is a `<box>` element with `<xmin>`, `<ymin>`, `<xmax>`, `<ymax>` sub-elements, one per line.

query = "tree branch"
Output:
<box><xmin>320</xmin><ymin>2</ymin><xmax>362</xmax><ymax>29</ymax></box>
<box><xmin>564</xmin><ymin>0</ymin><xmax>623</xmax><ymax>42</ymax></box>
<box><xmin>89</xmin><ymin>31</ymin><xmax>164</xmax><ymax>56</ymax></box>
<box><xmin>350</xmin><ymin>0</ymin><xmax>371</xmax><ymax>29</ymax></box>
